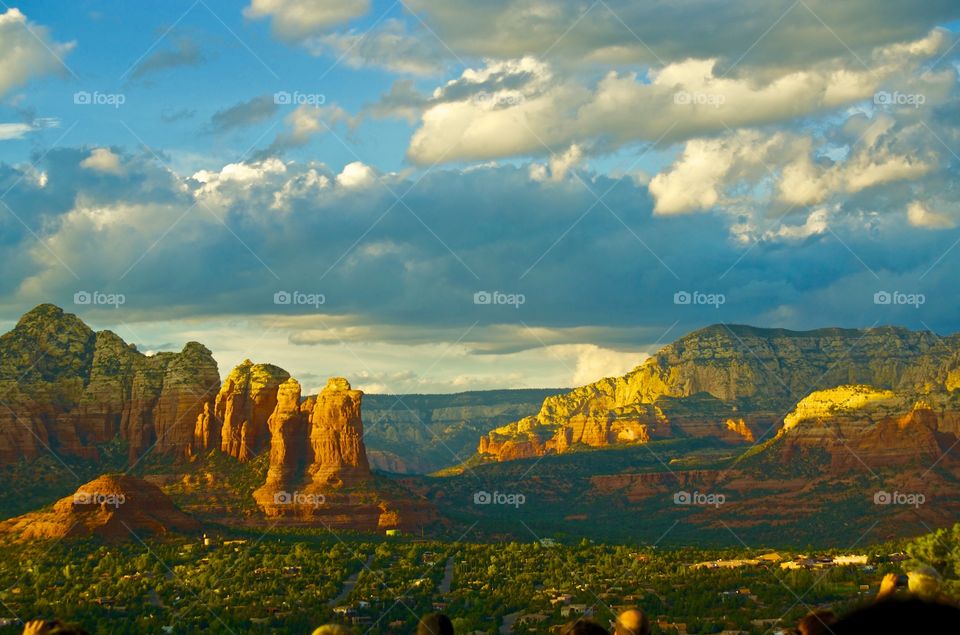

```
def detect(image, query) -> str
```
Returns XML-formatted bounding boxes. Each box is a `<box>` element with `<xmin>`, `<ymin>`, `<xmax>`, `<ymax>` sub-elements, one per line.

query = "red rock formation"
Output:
<box><xmin>253</xmin><ymin>378</ymin><xmax>308</xmax><ymax>507</ymax></box>
<box><xmin>0</xmin><ymin>474</ymin><xmax>200</xmax><ymax>542</ymax></box>
<box><xmin>252</xmin><ymin>377</ymin><xmax>436</xmax><ymax>532</ymax></box>
<box><xmin>215</xmin><ymin>360</ymin><xmax>290</xmax><ymax>461</ymax></box>
<box><xmin>307</xmin><ymin>377</ymin><xmax>370</xmax><ymax>488</ymax></box>
<box><xmin>153</xmin><ymin>342</ymin><xmax>220</xmax><ymax>457</ymax></box>
<box><xmin>0</xmin><ymin>306</ymin><xmax>222</xmax><ymax>464</ymax></box>
<box><xmin>476</xmin><ymin>324</ymin><xmax>960</xmax><ymax>462</ymax></box>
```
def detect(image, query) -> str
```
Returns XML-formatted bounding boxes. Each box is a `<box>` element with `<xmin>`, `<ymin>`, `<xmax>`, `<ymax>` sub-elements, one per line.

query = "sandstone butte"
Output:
<box><xmin>477</xmin><ymin>324</ymin><xmax>960</xmax><ymax>469</ymax></box>
<box><xmin>0</xmin><ymin>304</ymin><xmax>433</xmax><ymax>533</ymax></box>
<box><xmin>0</xmin><ymin>474</ymin><xmax>200</xmax><ymax>542</ymax></box>
<box><xmin>250</xmin><ymin>377</ymin><xmax>433</xmax><ymax>532</ymax></box>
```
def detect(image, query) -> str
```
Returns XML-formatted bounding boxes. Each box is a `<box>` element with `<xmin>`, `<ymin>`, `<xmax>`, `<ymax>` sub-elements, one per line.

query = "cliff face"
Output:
<box><xmin>0</xmin><ymin>305</ymin><xmax>220</xmax><ymax>464</ymax></box>
<box><xmin>773</xmin><ymin>386</ymin><xmax>958</xmax><ymax>471</ymax></box>
<box><xmin>307</xmin><ymin>377</ymin><xmax>370</xmax><ymax>487</ymax></box>
<box><xmin>253</xmin><ymin>377</ymin><xmax>432</xmax><ymax>531</ymax></box>
<box><xmin>478</xmin><ymin>325</ymin><xmax>960</xmax><ymax>461</ymax></box>
<box><xmin>216</xmin><ymin>360</ymin><xmax>290</xmax><ymax>461</ymax></box>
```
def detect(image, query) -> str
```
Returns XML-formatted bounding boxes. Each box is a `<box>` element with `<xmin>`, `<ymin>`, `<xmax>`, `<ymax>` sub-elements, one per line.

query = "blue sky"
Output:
<box><xmin>1</xmin><ymin>1</ymin><xmax>959</xmax><ymax>393</ymax></box>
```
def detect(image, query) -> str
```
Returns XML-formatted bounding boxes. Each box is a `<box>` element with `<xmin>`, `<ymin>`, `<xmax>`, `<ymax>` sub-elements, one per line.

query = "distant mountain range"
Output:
<box><xmin>477</xmin><ymin>323</ymin><xmax>960</xmax><ymax>471</ymax></box>
<box><xmin>1</xmin><ymin>304</ymin><xmax>958</xmax><ymax>545</ymax></box>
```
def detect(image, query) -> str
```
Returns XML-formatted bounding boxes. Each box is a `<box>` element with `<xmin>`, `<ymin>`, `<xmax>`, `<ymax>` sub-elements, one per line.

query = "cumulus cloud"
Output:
<box><xmin>259</xmin><ymin>104</ymin><xmax>354</xmax><ymax>156</ymax></box>
<box><xmin>0</xmin><ymin>8</ymin><xmax>74</xmax><ymax>97</ymax></box>
<box><xmin>80</xmin><ymin>148</ymin><xmax>124</xmax><ymax>175</ymax></box>
<box><xmin>0</xmin><ymin>123</ymin><xmax>33</xmax><ymax>141</ymax></box>
<box><xmin>336</xmin><ymin>161</ymin><xmax>376</xmax><ymax>188</ymax></box>
<box><xmin>404</xmin><ymin>29</ymin><xmax>949</xmax><ymax>165</ymax></box>
<box><xmin>404</xmin><ymin>0</ymin><xmax>957</xmax><ymax>71</ymax></box>
<box><xmin>907</xmin><ymin>201</ymin><xmax>956</xmax><ymax>229</ymax></box>
<box><xmin>244</xmin><ymin>0</ymin><xmax>369</xmax><ymax>41</ymax></box>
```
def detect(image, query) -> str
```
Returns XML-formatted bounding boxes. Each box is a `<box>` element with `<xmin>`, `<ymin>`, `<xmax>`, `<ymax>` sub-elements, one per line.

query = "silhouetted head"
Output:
<box><xmin>417</xmin><ymin>613</ymin><xmax>454</xmax><ymax>635</ymax></box>
<box><xmin>831</xmin><ymin>598</ymin><xmax>960</xmax><ymax>634</ymax></box>
<box><xmin>614</xmin><ymin>609</ymin><xmax>650</xmax><ymax>635</ymax></box>
<box><xmin>562</xmin><ymin>618</ymin><xmax>610</xmax><ymax>635</ymax></box>
<box><xmin>796</xmin><ymin>609</ymin><xmax>836</xmax><ymax>635</ymax></box>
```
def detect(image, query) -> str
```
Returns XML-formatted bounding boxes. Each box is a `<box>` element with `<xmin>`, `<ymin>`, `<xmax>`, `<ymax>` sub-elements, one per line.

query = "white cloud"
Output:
<box><xmin>244</xmin><ymin>0</ymin><xmax>369</xmax><ymax>41</ymax></box>
<box><xmin>0</xmin><ymin>123</ymin><xmax>32</xmax><ymax>141</ymax></box>
<box><xmin>336</xmin><ymin>161</ymin><xmax>376</xmax><ymax>188</ymax></box>
<box><xmin>405</xmin><ymin>31</ymin><xmax>950</xmax><ymax>166</ymax></box>
<box><xmin>907</xmin><ymin>201</ymin><xmax>956</xmax><ymax>229</ymax></box>
<box><xmin>546</xmin><ymin>344</ymin><xmax>645</xmax><ymax>386</ymax></box>
<box><xmin>260</xmin><ymin>104</ymin><xmax>354</xmax><ymax>156</ymax></box>
<box><xmin>766</xmin><ymin>208</ymin><xmax>831</xmax><ymax>241</ymax></box>
<box><xmin>80</xmin><ymin>148</ymin><xmax>124</xmax><ymax>175</ymax></box>
<box><xmin>0</xmin><ymin>8</ymin><xmax>74</xmax><ymax>97</ymax></box>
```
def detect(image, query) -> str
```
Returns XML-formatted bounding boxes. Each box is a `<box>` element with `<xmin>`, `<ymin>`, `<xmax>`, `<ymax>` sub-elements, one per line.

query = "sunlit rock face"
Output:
<box><xmin>478</xmin><ymin>325</ymin><xmax>960</xmax><ymax>462</ymax></box>
<box><xmin>0</xmin><ymin>474</ymin><xmax>200</xmax><ymax>542</ymax></box>
<box><xmin>215</xmin><ymin>360</ymin><xmax>290</xmax><ymax>461</ymax></box>
<box><xmin>0</xmin><ymin>304</ymin><xmax>220</xmax><ymax>464</ymax></box>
